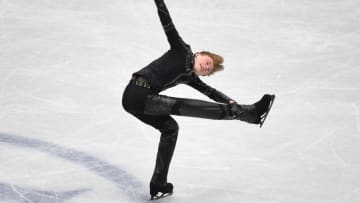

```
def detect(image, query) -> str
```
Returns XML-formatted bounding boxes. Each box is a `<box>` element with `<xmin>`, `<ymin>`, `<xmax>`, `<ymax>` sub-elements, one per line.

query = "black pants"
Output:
<box><xmin>122</xmin><ymin>81</ymin><xmax>232</xmax><ymax>184</ymax></box>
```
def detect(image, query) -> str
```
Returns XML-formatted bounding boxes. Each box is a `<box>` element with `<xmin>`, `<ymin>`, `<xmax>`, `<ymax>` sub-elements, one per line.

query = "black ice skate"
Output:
<box><xmin>150</xmin><ymin>182</ymin><xmax>173</xmax><ymax>200</ymax></box>
<box><xmin>255</xmin><ymin>94</ymin><xmax>275</xmax><ymax>128</ymax></box>
<box><xmin>236</xmin><ymin>94</ymin><xmax>275</xmax><ymax>127</ymax></box>
<box><xmin>254</xmin><ymin>94</ymin><xmax>275</xmax><ymax>128</ymax></box>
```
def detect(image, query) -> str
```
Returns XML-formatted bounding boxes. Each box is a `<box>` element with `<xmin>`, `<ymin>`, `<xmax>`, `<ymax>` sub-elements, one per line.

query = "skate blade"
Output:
<box><xmin>259</xmin><ymin>95</ymin><xmax>275</xmax><ymax>128</ymax></box>
<box><xmin>149</xmin><ymin>192</ymin><xmax>173</xmax><ymax>201</ymax></box>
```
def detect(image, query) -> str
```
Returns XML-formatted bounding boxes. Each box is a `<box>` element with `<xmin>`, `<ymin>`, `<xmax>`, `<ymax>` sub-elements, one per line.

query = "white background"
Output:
<box><xmin>1</xmin><ymin>0</ymin><xmax>360</xmax><ymax>202</ymax></box>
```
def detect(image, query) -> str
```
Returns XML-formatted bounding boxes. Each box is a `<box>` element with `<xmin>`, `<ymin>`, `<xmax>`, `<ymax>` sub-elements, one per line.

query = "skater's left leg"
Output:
<box><xmin>144</xmin><ymin>94</ymin><xmax>234</xmax><ymax>120</ymax></box>
<box><xmin>143</xmin><ymin>94</ymin><xmax>275</xmax><ymax>124</ymax></box>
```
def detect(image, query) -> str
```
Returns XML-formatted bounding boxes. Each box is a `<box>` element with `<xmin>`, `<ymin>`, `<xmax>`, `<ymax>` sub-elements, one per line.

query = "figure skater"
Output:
<box><xmin>122</xmin><ymin>0</ymin><xmax>275</xmax><ymax>200</ymax></box>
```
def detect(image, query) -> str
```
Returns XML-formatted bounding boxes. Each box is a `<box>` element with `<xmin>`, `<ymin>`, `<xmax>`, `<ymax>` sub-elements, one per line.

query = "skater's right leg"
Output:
<box><xmin>130</xmin><ymin>113</ymin><xmax>177</xmax><ymax>198</ymax></box>
<box><xmin>122</xmin><ymin>83</ymin><xmax>177</xmax><ymax>197</ymax></box>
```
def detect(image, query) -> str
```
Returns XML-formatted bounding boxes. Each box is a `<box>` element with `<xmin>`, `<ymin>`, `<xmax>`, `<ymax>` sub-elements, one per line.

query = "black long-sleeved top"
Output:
<box><xmin>133</xmin><ymin>0</ymin><xmax>233</xmax><ymax>104</ymax></box>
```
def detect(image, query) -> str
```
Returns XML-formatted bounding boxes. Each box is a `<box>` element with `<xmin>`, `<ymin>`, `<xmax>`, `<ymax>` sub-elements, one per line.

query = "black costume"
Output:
<box><xmin>122</xmin><ymin>0</ymin><xmax>274</xmax><ymax>199</ymax></box>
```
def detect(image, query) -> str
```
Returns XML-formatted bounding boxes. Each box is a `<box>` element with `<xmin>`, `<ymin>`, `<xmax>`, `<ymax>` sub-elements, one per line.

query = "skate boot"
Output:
<box><xmin>150</xmin><ymin>182</ymin><xmax>173</xmax><ymax>200</ymax></box>
<box><xmin>255</xmin><ymin>94</ymin><xmax>275</xmax><ymax>127</ymax></box>
<box><xmin>235</xmin><ymin>94</ymin><xmax>275</xmax><ymax>127</ymax></box>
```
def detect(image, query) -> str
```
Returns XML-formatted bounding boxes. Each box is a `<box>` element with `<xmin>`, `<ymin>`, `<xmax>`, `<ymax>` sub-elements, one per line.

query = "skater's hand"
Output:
<box><xmin>229</xmin><ymin>102</ymin><xmax>243</xmax><ymax>119</ymax></box>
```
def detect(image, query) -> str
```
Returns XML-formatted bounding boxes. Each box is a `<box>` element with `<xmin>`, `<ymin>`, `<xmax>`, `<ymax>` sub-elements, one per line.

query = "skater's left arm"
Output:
<box><xmin>187</xmin><ymin>77</ymin><xmax>235</xmax><ymax>104</ymax></box>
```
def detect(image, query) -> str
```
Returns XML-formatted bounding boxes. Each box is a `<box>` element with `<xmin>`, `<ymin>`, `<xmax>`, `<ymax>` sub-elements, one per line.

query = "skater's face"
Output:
<box><xmin>193</xmin><ymin>53</ymin><xmax>214</xmax><ymax>76</ymax></box>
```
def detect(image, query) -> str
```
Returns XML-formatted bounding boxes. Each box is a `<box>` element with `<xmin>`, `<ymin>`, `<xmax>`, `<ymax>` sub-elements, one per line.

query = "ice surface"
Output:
<box><xmin>1</xmin><ymin>0</ymin><xmax>360</xmax><ymax>202</ymax></box>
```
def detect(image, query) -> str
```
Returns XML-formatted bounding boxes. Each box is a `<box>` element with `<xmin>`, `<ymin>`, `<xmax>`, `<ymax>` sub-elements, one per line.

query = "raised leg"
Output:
<box><xmin>143</xmin><ymin>94</ymin><xmax>233</xmax><ymax>120</ymax></box>
<box><xmin>143</xmin><ymin>94</ymin><xmax>275</xmax><ymax>126</ymax></box>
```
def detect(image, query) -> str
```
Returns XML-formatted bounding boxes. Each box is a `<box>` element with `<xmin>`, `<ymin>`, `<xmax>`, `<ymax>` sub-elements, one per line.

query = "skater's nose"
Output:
<box><xmin>205</xmin><ymin>65</ymin><xmax>211</xmax><ymax>73</ymax></box>
<box><xmin>204</xmin><ymin>64</ymin><xmax>209</xmax><ymax>71</ymax></box>
<box><xmin>204</xmin><ymin>66</ymin><xmax>209</xmax><ymax>73</ymax></box>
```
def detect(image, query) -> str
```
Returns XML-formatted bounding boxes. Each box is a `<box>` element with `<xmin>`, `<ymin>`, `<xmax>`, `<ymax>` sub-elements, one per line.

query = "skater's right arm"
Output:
<box><xmin>154</xmin><ymin>0</ymin><xmax>185</xmax><ymax>49</ymax></box>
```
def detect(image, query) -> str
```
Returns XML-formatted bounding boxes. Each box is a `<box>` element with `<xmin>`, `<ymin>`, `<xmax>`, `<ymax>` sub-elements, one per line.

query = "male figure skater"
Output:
<box><xmin>122</xmin><ymin>0</ymin><xmax>275</xmax><ymax>200</ymax></box>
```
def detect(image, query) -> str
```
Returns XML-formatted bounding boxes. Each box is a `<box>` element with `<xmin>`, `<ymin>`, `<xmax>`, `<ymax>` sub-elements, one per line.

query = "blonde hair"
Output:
<box><xmin>198</xmin><ymin>51</ymin><xmax>224</xmax><ymax>75</ymax></box>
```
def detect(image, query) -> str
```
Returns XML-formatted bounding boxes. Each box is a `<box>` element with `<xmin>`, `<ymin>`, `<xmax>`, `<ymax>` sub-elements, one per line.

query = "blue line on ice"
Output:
<box><xmin>0</xmin><ymin>133</ymin><xmax>148</xmax><ymax>202</ymax></box>
<box><xmin>0</xmin><ymin>182</ymin><xmax>89</xmax><ymax>203</ymax></box>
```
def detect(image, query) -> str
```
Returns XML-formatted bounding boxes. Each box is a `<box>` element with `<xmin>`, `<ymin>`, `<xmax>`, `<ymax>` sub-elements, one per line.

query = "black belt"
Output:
<box><xmin>130</xmin><ymin>75</ymin><xmax>151</xmax><ymax>89</ymax></box>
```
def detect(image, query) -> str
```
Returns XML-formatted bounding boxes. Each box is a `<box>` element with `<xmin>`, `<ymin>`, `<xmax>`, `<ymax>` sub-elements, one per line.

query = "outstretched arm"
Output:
<box><xmin>154</xmin><ymin>0</ymin><xmax>184</xmax><ymax>49</ymax></box>
<box><xmin>187</xmin><ymin>77</ymin><xmax>235</xmax><ymax>104</ymax></box>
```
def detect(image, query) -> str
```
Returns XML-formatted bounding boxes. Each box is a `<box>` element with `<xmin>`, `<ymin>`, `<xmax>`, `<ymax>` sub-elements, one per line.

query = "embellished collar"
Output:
<box><xmin>185</xmin><ymin>53</ymin><xmax>195</xmax><ymax>73</ymax></box>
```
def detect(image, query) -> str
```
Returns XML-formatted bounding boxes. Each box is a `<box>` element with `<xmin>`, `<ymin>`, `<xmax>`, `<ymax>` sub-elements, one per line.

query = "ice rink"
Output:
<box><xmin>1</xmin><ymin>0</ymin><xmax>360</xmax><ymax>202</ymax></box>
